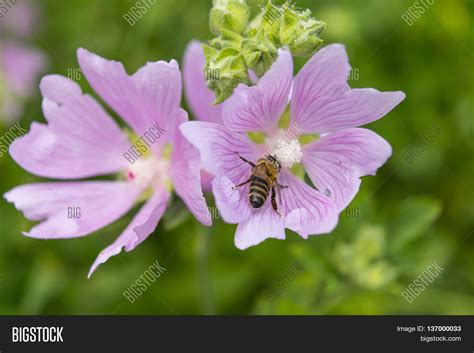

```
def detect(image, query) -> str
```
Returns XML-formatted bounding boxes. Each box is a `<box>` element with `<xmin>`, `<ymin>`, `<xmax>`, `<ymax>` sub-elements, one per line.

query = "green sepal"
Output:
<box><xmin>209</xmin><ymin>0</ymin><xmax>250</xmax><ymax>36</ymax></box>
<box><xmin>202</xmin><ymin>43</ymin><xmax>251</xmax><ymax>104</ymax></box>
<box><xmin>278</xmin><ymin>5</ymin><xmax>325</xmax><ymax>57</ymax></box>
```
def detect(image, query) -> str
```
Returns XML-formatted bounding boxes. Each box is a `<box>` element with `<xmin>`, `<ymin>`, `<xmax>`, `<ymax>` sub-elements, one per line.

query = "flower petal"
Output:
<box><xmin>4</xmin><ymin>181</ymin><xmax>142</xmax><ymax>239</ymax></box>
<box><xmin>212</xmin><ymin>175</ymin><xmax>252</xmax><ymax>224</ymax></box>
<box><xmin>0</xmin><ymin>1</ymin><xmax>38</xmax><ymax>38</ymax></box>
<box><xmin>235</xmin><ymin>200</ymin><xmax>286</xmax><ymax>249</ymax></box>
<box><xmin>279</xmin><ymin>170</ymin><xmax>340</xmax><ymax>239</ymax></box>
<box><xmin>183</xmin><ymin>41</ymin><xmax>223</xmax><ymax>123</ymax></box>
<box><xmin>302</xmin><ymin>128</ymin><xmax>392</xmax><ymax>209</ymax></box>
<box><xmin>78</xmin><ymin>48</ymin><xmax>180</xmax><ymax>146</ymax></box>
<box><xmin>9</xmin><ymin>75</ymin><xmax>131</xmax><ymax>179</ymax></box>
<box><xmin>77</xmin><ymin>48</ymin><xmax>135</xmax><ymax>123</ymax></box>
<box><xmin>290</xmin><ymin>44</ymin><xmax>405</xmax><ymax>133</ymax></box>
<box><xmin>171</xmin><ymin>111</ymin><xmax>212</xmax><ymax>226</ymax></box>
<box><xmin>179</xmin><ymin>121</ymin><xmax>261</xmax><ymax>183</ymax></box>
<box><xmin>88</xmin><ymin>189</ymin><xmax>171</xmax><ymax>278</ymax></box>
<box><xmin>200</xmin><ymin>170</ymin><xmax>215</xmax><ymax>192</ymax></box>
<box><xmin>1</xmin><ymin>42</ymin><xmax>46</xmax><ymax>97</ymax></box>
<box><xmin>222</xmin><ymin>48</ymin><xmax>293</xmax><ymax>134</ymax></box>
<box><xmin>131</xmin><ymin>59</ymin><xmax>182</xmax><ymax>141</ymax></box>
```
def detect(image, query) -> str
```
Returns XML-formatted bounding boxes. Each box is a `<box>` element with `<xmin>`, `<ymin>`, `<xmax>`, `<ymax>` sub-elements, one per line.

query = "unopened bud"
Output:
<box><xmin>209</xmin><ymin>0</ymin><xmax>250</xmax><ymax>36</ymax></box>
<box><xmin>278</xmin><ymin>5</ymin><xmax>325</xmax><ymax>57</ymax></box>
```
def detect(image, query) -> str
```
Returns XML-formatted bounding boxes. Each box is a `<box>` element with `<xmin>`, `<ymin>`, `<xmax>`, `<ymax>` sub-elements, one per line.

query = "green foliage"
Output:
<box><xmin>255</xmin><ymin>196</ymin><xmax>470</xmax><ymax>315</ymax></box>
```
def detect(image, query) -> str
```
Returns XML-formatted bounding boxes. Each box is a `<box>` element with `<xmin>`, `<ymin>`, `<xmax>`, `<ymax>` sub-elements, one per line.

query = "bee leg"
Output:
<box><xmin>271</xmin><ymin>186</ymin><xmax>282</xmax><ymax>217</ymax></box>
<box><xmin>235</xmin><ymin>152</ymin><xmax>256</xmax><ymax>167</ymax></box>
<box><xmin>278</xmin><ymin>184</ymin><xmax>289</xmax><ymax>189</ymax></box>
<box><xmin>276</xmin><ymin>183</ymin><xmax>283</xmax><ymax>205</ymax></box>
<box><xmin>232</xmin><ymin>177</ymin><xmax>252</xmax><ymax>190</ymax></box>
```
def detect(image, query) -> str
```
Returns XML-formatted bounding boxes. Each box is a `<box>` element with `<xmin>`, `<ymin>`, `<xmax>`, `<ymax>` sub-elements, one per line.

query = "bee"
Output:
<box><xmin>232</xmin><ymin>152</ymin><xmax>288</xmax><ymax>216</ymax></box>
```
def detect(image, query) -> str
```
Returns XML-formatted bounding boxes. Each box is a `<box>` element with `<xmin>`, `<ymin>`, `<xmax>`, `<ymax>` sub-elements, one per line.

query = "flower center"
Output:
<box><xmin>124</xmin><ymin>155</ymin><xmax>170</xmax><ymax>189</ymax></box>
<box><xmin>266</xmin><ymin>131</ymin><xmax>303</xmax><ymax>169</ymax></box>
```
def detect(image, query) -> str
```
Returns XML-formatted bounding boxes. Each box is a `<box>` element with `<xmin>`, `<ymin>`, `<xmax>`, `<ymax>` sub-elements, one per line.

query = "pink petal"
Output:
<box><xmin>1</xmin><ymin>42</ymin><xmax>46</xmax><ymax>97</ymax></box>
<box><xmin>0</xmin><ymin>1</ymin><xmax>38</xmax><ymax>38</ymax></box>
<box><xmin>212</xmin><ymin>175</ymin><xmax>252</xmax><ymax>224</ymax></box>
<box><xmin>9</xmin><ymin>75</ymin><xmax>131</xmax><ymax>179</ymax></box>
<box><xmin>302</xmin><ymin>128</ymin><xmax>392</xmax><ymax>209</ymax></box>
<box><xmin>200</xmin><ymin>170</ymin><xmax>215</xmax><ymax>192</ymax></box>
<box><xmin>132</xmin><ymin>59</ymin><xmax>182</xmax><ymax>140</ymax></box>
<box><xmin>77</xmin><ymin>48</ymin><xmax>137</xmax><ymax>127</ymax></box>
<box><xmin>279</xmin><ymin>170</ymin><xmax>340</xmax><ymax>239</ymax></box>
<box><xmin>171</xmin><ymin>112</ymin><xmax>212</xmax><ymax>226</ymax></box>
<box><xmin>179</xmin><ymin>121</ymin><xmax>261</xmax><ymax>182</ymax></box>
<box><xmin>290</xmin><ymin>44</ymin><xmax>405</xmax><ymax>133</ymax></box>
<box><xmin>88</xmin><ymin>189</ymin><xmax>171</xmax><ymax>278</ymax></box>
<box><xmin>235</xmin><ymin>200</ymin><xmax>286</xmax><ymax>249</ymax></box>
<box><xmin>0</xmin><ymin>0</ymin><xmax>40</xmax><ymax>39</ymax></box>
<box><xmin>222</xmin><ymin>48</ymin><xmax>293</xmax><ymax>134</ymax></box>
<box><xmin>77</xmin><ymin>48</ymin><xmax>180</xmax><ymax>147</ymax></box>
<box><xmin>4</xmin><ymin>181</ymin><xmax>142</xmax><ymax>239</ymax></box>
<box><xmin>183</xmin><ymin>41</ymin><xmax>223</xmax><ymax>123</ymax></box>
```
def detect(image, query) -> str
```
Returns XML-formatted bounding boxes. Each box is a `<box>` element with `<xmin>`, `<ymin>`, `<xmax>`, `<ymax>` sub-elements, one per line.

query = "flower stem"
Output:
<box><xmin>196</xmin><ymin>223</ymin><xmax>215</xmax><ymax>314</ymax></box>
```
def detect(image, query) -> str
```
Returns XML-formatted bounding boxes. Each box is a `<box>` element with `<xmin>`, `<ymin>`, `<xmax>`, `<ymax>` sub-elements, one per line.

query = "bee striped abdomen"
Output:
<box><xmin>249</xmin><ymin>176</ymin><xmax>270</xmax><ymax>209</ymax></box>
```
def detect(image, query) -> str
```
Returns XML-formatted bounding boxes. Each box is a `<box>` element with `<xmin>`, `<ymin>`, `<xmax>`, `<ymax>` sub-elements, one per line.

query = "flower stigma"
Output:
<box><xmin>123</xmin><ymin>143</ymin><xmax>174</xmax><ymax>194</ymax></box>
<box><xmin>125</xmin><ymin>155</ymin><xmax>164</xmax><ymax>187</ymax></box>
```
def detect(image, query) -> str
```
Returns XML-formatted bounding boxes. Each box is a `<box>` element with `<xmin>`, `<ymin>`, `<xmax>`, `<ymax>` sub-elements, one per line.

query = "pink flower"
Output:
<box><xmin>4</xmin><ymin>48</ymin><xmax>210</xmax><ymax>277</ymax></box>
<box><xmin>0</xmin><ymin>0</ymin><xmax>46</xmax><ymax>122</ymax></box>
<box><xmin>0</xmin><ymin>42</ymin><xmax>46</xmax><ymax>121</ymax></box>
<box><xmin>180</xmin><ymin>44</ymin><xmax>405</xmax><ymax>249</ymax></box>
<box><xmin>0</xmin><ymin>0</ymin><xmax>39</xmax><ymax>38</ymax></box>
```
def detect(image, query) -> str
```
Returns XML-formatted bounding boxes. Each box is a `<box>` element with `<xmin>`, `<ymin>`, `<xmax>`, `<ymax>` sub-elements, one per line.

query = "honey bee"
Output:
<box><xmin>232</xmin><ymin>152</ymin><xmax>288</xmax><ymax>216</ymax></box>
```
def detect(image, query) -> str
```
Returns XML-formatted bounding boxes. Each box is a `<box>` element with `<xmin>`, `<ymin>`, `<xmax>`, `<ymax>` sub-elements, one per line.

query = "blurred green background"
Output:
<box><xmin>0</xmin><ymin>0</ymin><xmax>473</xmax><ymax>314</ymax></box>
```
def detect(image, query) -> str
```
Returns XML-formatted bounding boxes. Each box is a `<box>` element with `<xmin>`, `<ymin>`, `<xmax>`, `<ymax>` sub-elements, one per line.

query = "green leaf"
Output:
<box><xmin>389</xmin><ymin>196</ymin><xmax>442</xmax><ymax>253</ymax></box>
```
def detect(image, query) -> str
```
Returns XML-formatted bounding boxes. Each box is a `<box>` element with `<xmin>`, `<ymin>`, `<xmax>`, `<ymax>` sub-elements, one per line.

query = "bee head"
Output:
<box><xmin>266</xmin><ymin>155</ymin><xmax>281</xmax><ymax>172</ymax></box>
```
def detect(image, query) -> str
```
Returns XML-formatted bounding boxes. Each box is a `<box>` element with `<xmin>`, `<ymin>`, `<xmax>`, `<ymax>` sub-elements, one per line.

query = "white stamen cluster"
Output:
<box><xmin>268</xmin><ymin>135</ymin><xmax>303</xmax><ymax>169</ymax></box>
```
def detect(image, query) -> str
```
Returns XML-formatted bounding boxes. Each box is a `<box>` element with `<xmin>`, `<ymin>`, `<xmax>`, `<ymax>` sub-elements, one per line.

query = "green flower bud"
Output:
<box><xmin>204</xmin><ymin>0</ymin><xmax>326</xmax><ymax>103</ymax></box>
<box><xmin>248</xmin><ymin>4</ymin><xmax>280</xmax><ymax>39</ymax></box>
<box><xmin>202</xmin><ymin>44</ymin><xmax>251</xmax><ymax>104</ymax></box>
<box><xmin>209</xmin><ymin>0</ymin><xmax>250</xmax><ymax>36</ymax></box>
<box><xmin>278</xmin><ymin>4</ymin><xmax>326</xmax><ymax>57</ymax></box>
<box><xmin>209</xmin><ymin>28</ymin><xmax>244</xmax><ymax>49</ymax></box>
<box><xmin>242</xmin><ymin>29</ymin><xmax>278</xmax><ymax>76</ymax></box>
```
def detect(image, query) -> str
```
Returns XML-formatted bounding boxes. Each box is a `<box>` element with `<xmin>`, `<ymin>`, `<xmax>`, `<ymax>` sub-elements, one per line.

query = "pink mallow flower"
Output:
<box><xmin>180</xmin><ymin>44</ymin><xmax>405</xmax><ymax>249</ymax></box>
<box><xmin>0</xmin><ymin>0</ymin><xmax>40</xmax><ymax>38</ymax></box>
<box><xmin>0</xmin><ymin>42</ymin><xmax>47</xmax><ymax>122</ymax></box>
<box><xmin>4</xmin><ymin>48</ymin><xmax>211</xmax><ymax>277</ymax></box>
<box><xmin>0</xmin><ymin>0</ymin><xmax>46</xmax><ymax>122</ymax></box>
